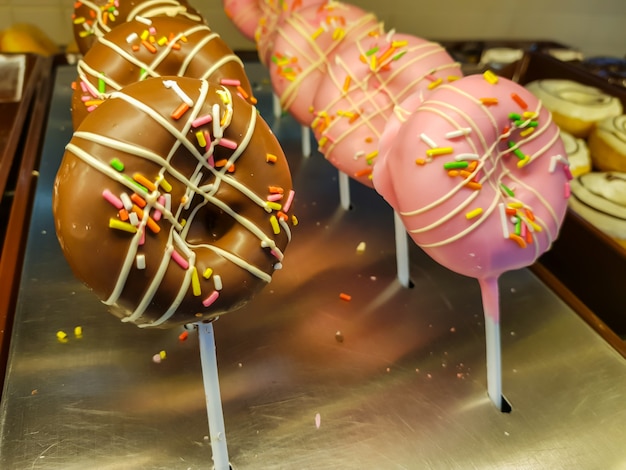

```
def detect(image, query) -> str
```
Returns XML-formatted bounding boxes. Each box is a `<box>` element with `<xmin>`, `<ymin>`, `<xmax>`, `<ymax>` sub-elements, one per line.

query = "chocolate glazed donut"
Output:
<box><xmin>72</xmin><ymin>0</ymin><xmax>205</xmax><ymax>55</ymax></box>
<box><xmin>72</xmin><ymin>16</ymin><xmax>256</xmax><ymax>129</ymax></box>
<box><xmin>54</xmin><ymin>76</ymin><xmax>295</xmax><ymax>328</ymax></box>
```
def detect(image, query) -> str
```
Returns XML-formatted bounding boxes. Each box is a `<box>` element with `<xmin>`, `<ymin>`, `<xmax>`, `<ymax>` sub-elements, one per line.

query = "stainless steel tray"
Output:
<box><xmin>0</xmin><ymin>64</ymin><xmax>625</xmax><ymax>470</ymax></box>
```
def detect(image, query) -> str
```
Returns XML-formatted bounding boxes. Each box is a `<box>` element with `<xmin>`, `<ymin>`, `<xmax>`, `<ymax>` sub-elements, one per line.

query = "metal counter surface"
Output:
<box><xmin>0</xmin><ymin>65</ymin><xmax>625</xmax><ymax>470</ymax></box>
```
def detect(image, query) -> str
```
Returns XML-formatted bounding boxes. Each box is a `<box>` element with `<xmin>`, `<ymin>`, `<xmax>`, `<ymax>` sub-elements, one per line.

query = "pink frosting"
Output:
<box><xmin>377</xmin><ymin>91</ymin><xmax>425</xmax><ymax>166</ymax></box>
<box><xmin>373</xmin><ymin>74</ymin><xmax>570</xmax><ymax>280</ymax></box>
<box><xmin>223</xmin><ymin>0</ymin><xmax>265</xmax><ymax>41</ymax></box>
<box><xmin>311</xmin><ymin>32</ymin><xmax>462</xmax><ymax>188</ymax></box>
<box><xmin>268</xmin><ymin>1</ymin><xmax>380</xmax><ymax>125</ymax></box>
<box><xmin>256</xmin><ymin>0</ymin><xmax>327</xmax><ymax>65</ymax></box>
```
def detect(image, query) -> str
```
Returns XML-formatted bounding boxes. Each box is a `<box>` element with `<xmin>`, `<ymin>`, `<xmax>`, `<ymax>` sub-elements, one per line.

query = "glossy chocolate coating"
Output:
<box><xmin>72</xmin><ymin>15</ymin><xmax>255</xmax><ymax>129</ymax></box>
<box><xmin>72</xmin><ymin>0</ymin><xmax>205</xmax><ymax>55</ymax></box>
<box><xmin>54</xmin><ymin>76</ymin><xmax>294</xmax><ymax>328</ymax></box>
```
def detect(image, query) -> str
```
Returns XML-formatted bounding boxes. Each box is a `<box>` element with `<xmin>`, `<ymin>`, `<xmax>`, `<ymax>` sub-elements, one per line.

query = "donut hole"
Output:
<box><xmin>185</xmin><ymin>203</ymin><xmax>237</xmax><ymax>244</ymax></box>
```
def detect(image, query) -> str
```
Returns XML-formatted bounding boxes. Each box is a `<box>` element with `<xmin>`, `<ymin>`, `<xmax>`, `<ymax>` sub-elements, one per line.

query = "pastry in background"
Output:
<box><xmin>479</xmin><ymin>47</ymin><xmax>523</xmax><ymax>70</ymax></box>
<box><xmin>587</xmin><ymin>115</ymin><xmax>626</xmax><ymax>172</ymax></box>
<box><xmin>560</xmin><ymin>130</ymin><xmax>591</xmax><ymax>177</ymax></box>
<box><xmin>0</xmin><ymin>23</ymin><xmax>60</xmax><ymax>56</ymax></box>
<box><xmin>525</xmin><ymin>79</ymin><xmax>622</xmax><ymax>138</ymax></box>
<box><xmin>569</xmin><ymin>172</ymin><xmax>626</xmax><ymax>248</ymax></box>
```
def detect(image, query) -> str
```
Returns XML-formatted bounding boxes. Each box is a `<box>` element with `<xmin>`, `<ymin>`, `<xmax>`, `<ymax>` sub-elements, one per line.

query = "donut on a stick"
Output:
<box><xmin>374</xmin><ymin>73</ymin><xmax>570</xmax><ymax>409</ymax></box>
<box><xmin>71</xmin><ymin>16</ymin><xmax>256</xmax><ymax>129</ymax></box>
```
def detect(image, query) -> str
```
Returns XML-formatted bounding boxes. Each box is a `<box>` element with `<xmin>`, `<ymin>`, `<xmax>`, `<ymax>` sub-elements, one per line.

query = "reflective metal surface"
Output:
<box><xmin>1</xmin><ymin>65</ymin><xmax>625</xmax><ymax>470</ymax></box>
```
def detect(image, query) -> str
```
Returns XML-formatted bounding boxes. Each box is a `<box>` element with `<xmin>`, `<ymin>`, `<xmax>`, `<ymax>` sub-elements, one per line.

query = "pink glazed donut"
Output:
<box><xmin>223</xmin><ymin>0</ymin><xmax>265</xmax><ymax>41</ymax></box>
<box><xmin>311</xmin><ymin>32</ymin><xmax>462</xmax><ymax>188</ymax></box>
<box><xmin>255</xmin><ymin>0</ymin><xmax>326</xmax><ymax>65</ymax></box>
<box><xmin>373</xmin><ymin>73</ymin><xmax>571</xmax><ymax>279</ymax></box>
<box><xmin>268</xmin><ymin>1</ymin><xmax>380</xmax><ymax>126</ymax></box>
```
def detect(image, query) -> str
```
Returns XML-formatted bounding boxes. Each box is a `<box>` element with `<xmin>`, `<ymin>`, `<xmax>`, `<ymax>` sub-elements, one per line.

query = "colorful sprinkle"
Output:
<box><xmin>191</xmin><ymin>267</ymin><xmax>201</xmax><ymax>296</ymax></box>
<box><xmin>159</xmin><ymin>178</ymin><xmax>172</xmax><ymax>192</ymax></box>
<box><xmin>135</xmin><ymin>16</ymin><xmax>152</xmax><ymax>26</ymax></box>
<box><xmin>213</xmin><ymin>274</ymin><xmax>223</xmax><ymax>291</ymax></box>
<box><xmin>500</xmin><ymin>183</ymin><xmax>515</xmax><ymax>197</ymax></box>
<box><xmin>191</xmin><ymin>114</ymin><xmax>212</xmax><ymax>127</ymax></box>
<box><xmin>445</xmin><ymin>128</ymin><xmax>471</xmax><ymax>139</ymax></box>
<box><xmin>218</xmin><ymin>138</ymin><xmax>238</xmax><ymax>150</ymax></box>
<box><xmin>202</xmin><ymin>290</ymin><xmax>219</xmax><ymax>307</ymax></box>
<box><xmin>102</xmin><ymin>189</ymin><xmax>123</xmax><ymax>209</ymax></box>
<box><xmin>427</xmin><ymin>77</ymin><xmax>443</xmax><ymax>90</ymax></box>
<box><xmin>110</xmin><ymin>158</ymin><xmax>124</xmax><ymax>171</ymax></box>
<box><xmin>509</xmin><ymin>233</ymin><xmax>527</xmax><ymax>248</ymax></box>
<box><xmin>130</xmin><ymin>193</ymin><xmax>147</xmax><ymax>208</ymax></box>
<box><xmin>465</xmin><ymin>181</ymin><xmax>482</xmax><ymax>190</ymax></box>
<box><xmin>136</xmin><ymin>254</ymin><xmax>146</xmax><ymax>270</ymax></box>
<box><xmin>220</xmin><ymin>78</ymin><xmax>241</xmax><ymax>87</ymax></box>
<box><xmin>483</xmin><ymin>70</ymin><xmax>499</xmax><ymax>85</ymax></box>
<box><xmin>270</xmin><ymin>215</ymin><xmax>280</xmax><ymax>234</ymax></box>
<box><xmin>282</xmin><ymin>189</ymin><xmax>295</xmax><ymax>213</ymax></box>
<box><xmin>443</xmin><ymin>161</ymin><xmax>469</xmax><ymax>170</ymax></box>
<box><xmin>511</xmin><ymin>93</ymin><xmax>528</xmax><ymax>109</ymax></box>
<box><xmin>426</xmin><ymin>147</ymin><xmax>453</xmax><ymax>158</ymax></box>
<box><xmin>420</xmin><ymin>133</ymin><xmax>438</xmax><ymax>148</ymax></box>
<box><xmin>109</xmin><ymin>218</ymin><xmax>137</xmax><ymax>233</ymax></box>
<box><xmin>465</xmin><ymin>207</ymin><xmax>483</xmax><ymax>219</ymax></box>
<box><xmin>455</xmin><ymin>153</ymin><xmax>480</xmax><ymax>161</ymax></box>
<box><xmin>171</xmin><ymin>102</ymin><xmax>190</xmax><ymax>120</ymax></box>
<box><xmin>171</xmin><ymin>250</ymin><xmax>189</xmax><ymax>270</ymax></box>
<box><xmin>480</xmin><ymin>97</ymin><xmax>499</xmax><ymax>106</ymax></box>
<box><xmin>195</xmin><ymin>131</ymin><xmax>207</xmax><ymax>148</ymax></box>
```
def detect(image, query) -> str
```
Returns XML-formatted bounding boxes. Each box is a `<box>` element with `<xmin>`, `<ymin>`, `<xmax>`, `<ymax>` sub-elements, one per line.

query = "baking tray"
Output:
<box><xmin>502</xmin><ymin>51</ymin><xmax>626</xmax><ymax>337</ymax></box>
<box><xmin>0</xmin><ymin>63</ymin><xmax>625</xmax><ymax>470</ymax></box>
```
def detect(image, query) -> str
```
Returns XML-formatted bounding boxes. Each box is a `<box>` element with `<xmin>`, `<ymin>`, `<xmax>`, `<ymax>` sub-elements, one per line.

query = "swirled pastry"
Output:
<box><xmin>525</xmin><ymin>79</ymin><xmax>622</xmax><ymax>138</ymax></box>
<box><xmin>588</xmin><ymin>115</ymin><xmax>626</xmax><ymax>172</ymax></box>
<box><xmin>569</xmin><ymin>171</ymin><xmax>626</xmax><ymax>248</ymax></box>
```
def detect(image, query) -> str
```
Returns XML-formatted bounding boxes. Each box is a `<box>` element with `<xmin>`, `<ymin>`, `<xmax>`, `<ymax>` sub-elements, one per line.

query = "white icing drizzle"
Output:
<box><xmin>593</xmin><ymin>114</ymin><xmax>626</xmax><ymax>155</ymax></box>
